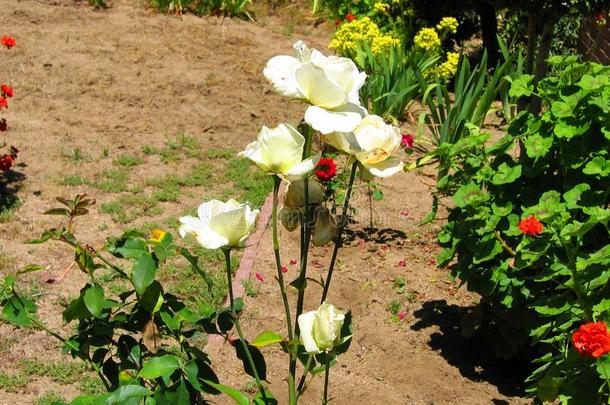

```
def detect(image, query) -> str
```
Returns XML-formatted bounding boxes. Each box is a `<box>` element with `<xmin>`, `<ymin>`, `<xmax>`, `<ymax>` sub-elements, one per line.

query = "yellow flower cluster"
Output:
<box><xmin>433</xmin><ymin>52</ymin><xmax>460</xmax><ymax>79</ymax></box>
<box><xmin>436</xmin><ymin>17</ymin><xmax>459</xmax><ymax>34</ymax></box>
<box><xmin>329</xmin><ymin>17</ymin><xmax>400</xmax><ymax>56</ymax></box>
<box><xmin>413</xmin><ymin>28</ymin><xmax>440</xmax><ymax>51</ymax></box>
<box><xmin>373</xmin><ymin>2</ymin><xmax>390</xmax><ymax>12</ymax></box>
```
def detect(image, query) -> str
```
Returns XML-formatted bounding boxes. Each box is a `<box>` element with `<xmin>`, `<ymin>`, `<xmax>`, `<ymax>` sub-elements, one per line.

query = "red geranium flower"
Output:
<box><xmin>401</xmin><ymin>133</ymin><xmax>414</xmax><ymax>149</ymax></box>
<box><xmin>0</xmin><ymin>97</ymin><xmax>8</xmax><ymax>109</ymax></box>
<box><xmin>346</xmin><ymin>13</ymin><xmax>356</xmax><ymax>22</ymax></box>
<box><xmin>1</xmin><ymin>84</ymin><xmax>13</xmax><ymax>98</ymax></box>
<box><xmin>1</xmin><ymin>36</ymin><xmax>16</xmax><ymax>49</ymax></box>
<box><xmin>315</xmin><ymin>157</ymin><xmax>337</xmax><ymax>181</ymax></box>
<box><xmin>0</xmin><ymin>118</ymin><xmax>7</xmax><ymax>132</ymax></box>
<box><xmin>572</xmin><ymin>321</ymin><xmax>610</xmax><ymax>358</ymax></box>
<box><xmin>518</xmin><ymin>216</ymin><xmax>543</xmax><ymax>236</ymax></box>
<box><xmin>0</xmin><ymin>154</ymin><xmax>14</xmax><ymax>171</ymax></box>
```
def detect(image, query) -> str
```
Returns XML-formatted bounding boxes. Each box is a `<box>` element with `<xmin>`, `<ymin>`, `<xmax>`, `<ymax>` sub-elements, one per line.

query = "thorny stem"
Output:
<box><xmin>322</xmin><ymin>355</ymin><xmax>331</xmax><ymax>405</ymax></box>
<box><xmin>271</xmin><ymin>175</ymin><xmax>296</xmax><ymax>404</ymax></box>
<box><xmin>321</xmin><ymin>161</ymin><xmax>358</xmax><ymax>303</ymax></box>
<box><xmin>223</xmin><ymin>249</ymin><xmax>269</xmax><ymax>403</ymax></box>
<box><xmin>290</xmin><ymin>125</ymin><xmax>314</xmax><ymax>387</ymax></box>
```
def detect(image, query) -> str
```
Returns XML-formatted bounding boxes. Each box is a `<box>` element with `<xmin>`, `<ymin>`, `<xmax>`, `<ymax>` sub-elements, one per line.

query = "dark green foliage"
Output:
<box><xmin>432</xmin><ymin>57</ymin><xmax>610</xmax><ymax>402</ymax></box>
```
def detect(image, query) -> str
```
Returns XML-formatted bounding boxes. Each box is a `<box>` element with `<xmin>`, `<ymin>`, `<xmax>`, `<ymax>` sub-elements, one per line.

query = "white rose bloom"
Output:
<box><xmin>264</xmin><ymin>41</ymin><xmax>367</xmax><ymax>134</ymax></box>
<box><xmin>179</xmin><ymin>200</ymin><xmax>259</xmax><ymax>250</ymax></box>
<box><xmin>238</xmin><ymin>124</ymin><xmax>319</xmax><ymax>178</ymax></box>
<box><xmin>325</xmin><ymin>115</ymin><xmax>404</xmax><ymax>178</ymax></box>
<box><xmin>298</xmin><ymin>302</ymin><xmax>345</xmax><ymax>353</ymax></box>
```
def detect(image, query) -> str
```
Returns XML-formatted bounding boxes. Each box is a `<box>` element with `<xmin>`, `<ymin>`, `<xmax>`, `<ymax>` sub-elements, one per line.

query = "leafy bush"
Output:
<box><xmin>150</xmin><ymin>0</ymin><xmax>253</xmax><ymax>20</ymax></box>
<box><xmin>432</xmin><ymin>57</ymin><xmax>610</xmax><ymax>403</ymax></box>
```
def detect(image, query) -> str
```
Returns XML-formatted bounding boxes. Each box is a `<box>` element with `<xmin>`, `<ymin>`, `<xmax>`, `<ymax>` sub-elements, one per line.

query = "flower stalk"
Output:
<box><xmin>223</xmin><ymin>248</ymin><xmax>269</xmax><ymax>403</ymax></box>
<box><xmin>321</xmin><ymin>160</ymin><xmax>358</xmax><ymax>303</ymax></box>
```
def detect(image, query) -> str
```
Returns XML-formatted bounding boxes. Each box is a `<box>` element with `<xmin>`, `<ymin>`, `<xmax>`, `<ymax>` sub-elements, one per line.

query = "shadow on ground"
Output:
<box><xmin>412</xmin><ymin>299</ymin><xmax>531</xmax><ymax>399</ymax></box>
<box><xmin>0</xmin><ymin>164</ymin><xmax>26</xmax><ymax>216</ymax></box>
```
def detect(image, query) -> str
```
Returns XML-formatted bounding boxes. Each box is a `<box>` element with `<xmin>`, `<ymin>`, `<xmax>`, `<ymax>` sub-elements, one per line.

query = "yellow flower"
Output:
<box><xmin>413</xmin><ymin>27</ymin><xmax>440</xmax><ymax>51</ymax></box>
<box><xmin>149</xmin><ymin>229</ymin><xmax>167</xmax><ymax>243</ymax></box>
<box><xmin>373</xmin><ymin>2</ymin><xmax>390</xmax><ymax>12</ymax></box>
<box><xmin>436</xmin><ymin>17</ymin><xmax>459</xmax><ymax>34</ymax></box>
<box><xmin>432</xmin><ymin>52</ymin><xmax>460</xmax><ymax>79</ymax></box>
<box><xmin>329</xmin><ymin>17</ymin><xmax>400</xmax><ymax>57</ymax></box>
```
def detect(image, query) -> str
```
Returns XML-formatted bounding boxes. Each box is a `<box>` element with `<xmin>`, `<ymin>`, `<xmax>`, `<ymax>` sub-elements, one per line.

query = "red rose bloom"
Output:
<box><xmin>1</xmin><ymin>36</ymin><xmax>16</xmax><ymax>49</ymax></box>
<box><xmin>346</xmin><ymin>13</ymin><xmax>356</xmax><ymax>22</ymax></box>
<box><xmin>0</xmin><ymin>97</ymin><xmax>7</xmax><ymax>109</ymax></box>
<box><xmin>572</xmin><ymin>321</ymin><xmax>610</xmax><ymax>358</ymax></box>
<box><xmin>315</xmin><ymin>157</ymin><xmax>337</xmax><ymax>181</ymax></box>
<box><xmin>401</xmin><ymin>133</ymin><xmax>414</xmax><ymax>149</ymax></box>
<box><xmin>518</xmin><ymin>216</ymin><xmax>543</xmax><ymax>236</ymax></box>
<box><xmin>0</xmin><ymin>154</ymin><xmax>14</xmax><ymax>171</ymax></box>
<box><xmin>1</xmin><ymin>84</ymin><xmax>13</xmax><ymax>98</ymax></box>
<box><xmin>0</xmin><ymin>118</ymin><xmax>7</xmax><ymax>132</ymax></box>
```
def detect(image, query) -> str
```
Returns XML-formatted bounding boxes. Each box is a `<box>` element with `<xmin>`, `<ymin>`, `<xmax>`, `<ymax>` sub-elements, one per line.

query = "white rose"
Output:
<box><xmin>298</xmin><ymin>302</ymin><xmax>345</xmax><ymax>353</ymax></box>
<box><xmin>264</xmin><ymin>41</ymin><xmax>367</xmax><ymax>134</ymax></box>
<box><xmin>325</xmin><ymin>115</ymin><xmax>404</xmax><ymax>178</ymax></box>
<box><xmin>238</xmin><ymin>124</ymin><xmax>319</xmax><ymax>178</ymax></box>
<box><xmin>179</xmin><ymin>199</ymin><xmax>258</xmax><ymax>249</ymax></box>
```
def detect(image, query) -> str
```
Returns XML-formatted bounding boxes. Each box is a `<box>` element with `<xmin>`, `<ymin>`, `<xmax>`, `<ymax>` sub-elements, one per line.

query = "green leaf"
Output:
<box><xmin>202</xmin><ymin>380</ymin><xmax>249</xmax><ymax>405</ymax></box>
<box><xmin>2</xmin><ymin>295</ymin><xmax>37</xmax><ymax>326</ymax></box>
<box><xmin>550</xmin><ymin>101</ymin><xmax>572</xmax><ymax>118</ymax></box>
<box><xmin>583</xmin><ymin>157</ymin><xmax>610</xmax><ymax>177</ymax></box>
<box><xmin>116</xmin><ymin>238</ymin><xmax>149</xmax><ymax>259</ymax></box>
<box><xmin>554</xmin><ymin>118</ymin><xmax>590</xmax><ymax>139</ymax></box>
<box><xmin>250</xmin><ymin>331</ymin><xmax>284</xmax><ymax>348</ymax></box>
<box><xmin>491</xmin><ymin>163</ymin><xmax>521</xmax><ymax>185</ymax></box>
<box><xmin>579</xmin><ymin>74</ymin><xmax>608</xmax><ymax>92</ymax></box>
<box><xmin>106</xmin><ymin>385</ymin><xmax>151</xmax><ymax>405</ymax></box>
<box><xmin>16</xmin><ymin>264</ymin><xmax>46</xmax><ymax>276</ymax></box>
<box><xmin>138</xmin><ymin>355</ymin><xmax>180</xmax><ymax>380</ymax></box>
<box><xmin>43</xmin><ymin>208</ymin><xmax>71</xmax><ymax>216</ymax></box>
<box><xmin>563</xmin><ymin>184</ymin><xmax>590</xmax><ymax>209</ymax></box>
<box><xmin>453</xmin><ymin>184</ymin><xmax>488</xmax><ymax>208</ymax></box>
<box><xmin>524</xmin><ymin>134</ymin><xmax>553</xmax><ymax>159</ymax></box>
<box><xmin>509</xmin><ymin>74</ymin><xmax>534</xmax><ymax>98</ymax></box>
<box><xmin>233</xmin><ymin>339</ymin><xmax>267</xmax><ymax>380</ymax></box>
<box><xmin>132</xmin><ymin>253</ymin><xmax>157</xmax><ymax>296</ymax></box>
<box><xmin>83</xmin><ymin>284</ymin><xmax>105</xmax><ymax>319</ymax></box>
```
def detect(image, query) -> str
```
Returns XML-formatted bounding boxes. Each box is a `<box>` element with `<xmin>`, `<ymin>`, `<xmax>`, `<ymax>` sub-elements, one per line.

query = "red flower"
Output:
<box><xmin>572</xmin><ymin>321</ymin><xmax>610</xmax><ymax>358</ymax></box>
<box><xmin>346</xmin><ymin>13</ymin><xmax>356</xmax><ymax>22</ymax></box>
<box><xmin>518</xmin><ymin>216</ymin><xmax>543</xmax><ymax>236</ymax></box>
<box><xmin>0</xmin><ymin>119</ymin><xmax>7</xmax><ymax>132</ymax></box>
<box><xmin>401</xmin><ymin>133</ymin><xmax>414</xmax><ymax>149</ymax></box>
<box><xmin>255</xmin><ymin>272</ymin><xmax>264</xmax><ymax>282</ymax></box>
<box><xmin>289</xmin><ymin>258</ymin><xmax>297</xmax><ymax>265</ymax></box>
<box><xmin>596</xmin><ymin>14</ymin><xmax>606</xmax><ymax>25</ymax></box>
<box><xmin>281</xmin><ymin>266</ymin><xmax>288</xmax><ymax>273</ymax></box>
<box><xmin>334</xmin><ymin>18</ymin><xmax>342</xmax><ymax>26</ymax></box>
<box><xmin>0</xmin><ymin>154</ymin><xmax>14</xmax><ymax>171</ymax></box>
<box><xmin>1</xmin><ymin>36</ymin><xmax>16</xmax><ymax>49</ymax></box>
<box><xmin>397</xmin><ymin>311</ymin><xmax>406</xmax><ymax>321</ymax></box>
<box><xmin>1</xmin><ymin>84</ymin><xmax>13</xmax><ymax>98</ymax></box>
<box><xmin>0</xmin><ymin>97</ymin><xmax>8</xmax><ymax>109</ymax></box>
<box><xmin>315</xmin><ymin>157</ymin><xmax>337</xmax><ymax>181</ymax></box>
<box><xmin>397</xmin><ymin>259</ymin><xmax>406</xmax><ymax>267</ymax></box>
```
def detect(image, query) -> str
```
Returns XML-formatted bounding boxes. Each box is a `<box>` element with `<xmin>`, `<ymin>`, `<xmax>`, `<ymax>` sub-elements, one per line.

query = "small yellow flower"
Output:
<box><xmin>432</xmin><ymin>52</ymin><xmax>460</xmax><ymax>80</ymax></box>
<box><xmin>373</xmin><ymin>2</ymin><xmax>390</xmax><ymax>12</ymax></box>
<box><xmin>149</xmin><ymin>229</ymin><xmax>167</xmax><ymax>243</ymax></box>
<box><xmin>413</xmin><ymin>27</ymin><xmax>441</xmax><ymax>51</ymax></box>
<box><xmin>330</xmin><ymin>17</ymin><xmax>400</xmax><ymax>57</ymax></box>
<box><xmin>436</xmin><ymin>17</ymin><xmax>459</xmax><ymax>34</ymax></box>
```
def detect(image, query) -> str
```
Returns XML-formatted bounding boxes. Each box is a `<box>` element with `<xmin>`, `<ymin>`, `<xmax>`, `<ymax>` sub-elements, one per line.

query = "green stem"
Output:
<box><xmin>556</xmin><ymin>232</ymin><xmax>592</xmax><ymax>321</ymax></box>
<box><xmin>320</xmin><ymin>161</ymin><xmax>358</xmax><ymax>303</ymax></box>
<box><xmin>223</xmin><ymin>249</ymin><xmax>268</xmax><ymax>403</ymax></box>
<box><xmin>296</xmin><ymin>354</ymin><xmax>314</xmax><ymax>397</ymax></box>
<box><xmin>494</xmin><ymin>231</ymin><xmax>516</xmax><ymax>256</ymax></box>
<box><xmin>322</xmin><ymin>355</ymin><xmax>330</xmax><ymax>405</ymax></box>
<box><xmin>29</xmin><ymin>313</ymin><xmax>112</xmax><ymax>391</ymax></box>
<box><xmin>271</xmin><ymin>175</ymin><xmax>296</xmax><ymax>404</ymax></box>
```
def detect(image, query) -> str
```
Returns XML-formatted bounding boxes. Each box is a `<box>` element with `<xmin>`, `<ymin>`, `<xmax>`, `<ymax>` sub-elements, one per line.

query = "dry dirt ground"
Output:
<box><xmin>0</xmin><ymin>1</ymin><xmax>531</xmax><ymax>404</ymax></box>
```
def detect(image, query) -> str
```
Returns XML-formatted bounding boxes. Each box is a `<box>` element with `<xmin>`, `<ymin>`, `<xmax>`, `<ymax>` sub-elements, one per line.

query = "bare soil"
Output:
<box><xmin>0</xmin><ymin>1</ymin><xmax>530</xmax><ymax>404</ymax></box>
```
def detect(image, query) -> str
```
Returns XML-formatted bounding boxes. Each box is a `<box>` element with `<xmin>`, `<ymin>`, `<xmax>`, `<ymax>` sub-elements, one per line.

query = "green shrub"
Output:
<box><xmin>433</xmin><ymin>57</ymin><xmax>610</xmax><ymax>402</ymax></box>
